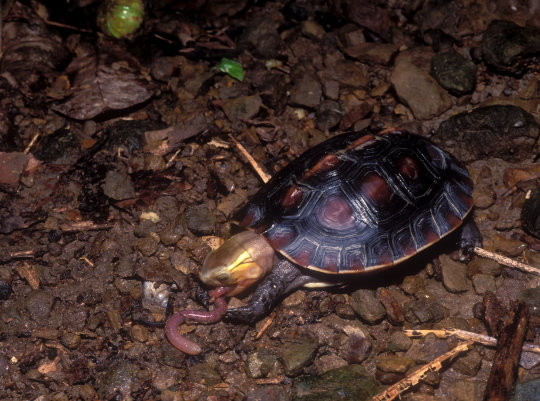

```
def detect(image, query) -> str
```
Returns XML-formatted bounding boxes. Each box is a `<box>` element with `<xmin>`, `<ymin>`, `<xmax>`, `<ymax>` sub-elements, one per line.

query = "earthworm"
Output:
<box><xmin>165</xmin><ymin>287</ymin><xmax>230</xmax><ymax>355</ymax></box>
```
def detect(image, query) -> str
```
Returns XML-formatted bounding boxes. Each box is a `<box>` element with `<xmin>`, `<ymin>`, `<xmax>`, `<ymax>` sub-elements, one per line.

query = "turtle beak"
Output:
<box><xmin>200</xmin><ymin>232</ymin><xmax>275</xmax><ymax>297</ymax></box>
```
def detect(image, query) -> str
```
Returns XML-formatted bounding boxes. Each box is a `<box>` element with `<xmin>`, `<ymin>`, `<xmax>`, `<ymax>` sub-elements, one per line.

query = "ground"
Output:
<box><xmin>0</xmin><ymin>1</ymin><xmax>539</xmax><ymax>400</ymax></box>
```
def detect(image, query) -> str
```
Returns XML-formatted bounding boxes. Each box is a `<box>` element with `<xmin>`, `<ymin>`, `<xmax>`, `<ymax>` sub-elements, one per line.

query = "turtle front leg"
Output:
<box><xmin>457</xmin><ymin>217</ymin><xmax>483</xmax><ymax>261</ymax></box>
<box><xmin>224</xmin><ymin>258</ymin><xmax>314</xmax><ymax>323</ymax></box>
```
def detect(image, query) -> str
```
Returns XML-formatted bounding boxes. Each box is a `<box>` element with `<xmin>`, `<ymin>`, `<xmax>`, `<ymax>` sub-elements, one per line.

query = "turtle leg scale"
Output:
<box><xmin>224</xmin><ymin>258</ymin><xmax>314</xmax><ymax>323</ymax></box>
<box><xmin>457</xmin><ymin>217</ymin><xmax>483</xmax><ymax>261</ymax></box>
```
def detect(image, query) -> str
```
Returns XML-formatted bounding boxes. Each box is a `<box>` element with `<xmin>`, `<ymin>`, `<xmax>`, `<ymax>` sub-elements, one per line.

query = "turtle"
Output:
<box><xmin>199</xmin><ymin>129</ymin><xmax>483</xmax><ymax>323</ymax></box>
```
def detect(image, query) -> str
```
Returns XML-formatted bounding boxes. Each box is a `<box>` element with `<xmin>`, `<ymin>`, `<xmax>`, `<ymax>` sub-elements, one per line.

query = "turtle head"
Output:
<box><xmin>200</xmin><ymin>231</ymin><xmax>275</xmax><ymax>297</ymax></box>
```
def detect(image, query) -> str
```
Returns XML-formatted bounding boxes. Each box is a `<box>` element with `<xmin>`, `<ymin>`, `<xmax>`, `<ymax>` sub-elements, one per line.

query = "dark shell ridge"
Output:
<box><xmin>236</xmin><ymin>130</ymin><xmax>474</xmax><ymax>273</ymax></box>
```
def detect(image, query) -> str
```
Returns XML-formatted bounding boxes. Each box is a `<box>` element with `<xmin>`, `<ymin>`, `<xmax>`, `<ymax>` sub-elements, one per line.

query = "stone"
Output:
<box><xmin>452</xmin><ymin>349</ymin><xmax>483</xmax><ymax>376</ymax></box>
<box><xmin>279</xmin><ymin>337</ymin><xmax>319</xmax><ymax>376</ymax></box>
<box><xmin>513</xmin><ymin>378</ymin><xmax>540</xmax><ymax>401</ymax></box>
<box><xmin>471</xmin><ymin>274</ymin><xmax>497</xmax><ymax>295</ymax></box>
<box><xmin>405</xmin><ymin>297</ymin><xmax>447</xmax><ymax>324</ymax></box>
<box><xmin>434</xmin><ymin>105</ymin><xmax>539</xmax><ymax>163</ymax></box>
<box><xmin>289</xmin><ymin>72</ymin><xmax>322</xmax><ymax>109</ymax></box>
<box><xmin>222</xmin><ymin>95</ymin><xmax>262</xmax><ymax>122</ymax></box>
<box><xmin>343</xmin><ymin>43</ymin><xmax>398</xmax><ymax>65</ymax></box>
<box><xmin>430</xmin><ymin>50</ymin><xmax>476</xmax><ymax>95</ymax></box>
<box><xmin>406</xmin><ymin>334</ymin><xmax>450</xmax><ymax>364</ymax></box>
<box><xmin>391</xmin><ymin>48</ymin><xmax>452</xmax><ymax>119</ymax></box>
<box><xmin>350</xmin><ymin>289</ymin><xmax>386</xmax><ymax>324</ymax></box>
<box><xmin>316</xmin><ymin>100</ymin><xmax>343</xmax><ymax>130</ymax></box>
<box><xmin>482</xmin><ymin>20</ymin><xmax>540</xmax><ymax>75</ymax></box>
<box><xmin>387</xmin><ymin>331</ymin><xmax>412</xmax><ymax>352</ymax></box>
<box><xmin>102</xmin><ymin>170</ymin><xmax>136</xmax><ymax>200</ymax></box>
<box><xmin>301</xmin><ymin>20</ymin><xmax>326</xmax><ymax>40</ymax></box>
<box><xmin>245</xmin><ymin>349</ymin><xmax>279</xmax><ymax>379</ymax></box>
<box><xmin>0</xmin><ymin>152</ymin><xmax>30</xmax><ymax>191</ymax></box>
<box><xmin>375</xmin><ymin>354</ymin><xmax>415</xmax><ymax>373</ymax></box>
<box><xmin>25</xmin><ymin>290</ymin><xmax>55</xmax><ymax>321</ymax></box>
<box><xmin>187</xmin><ymin>363</ymin><xmax>222</xmax><ymax>386</ymax></box>
<box><xmin>439</xmin><ymin>255</ymin><xmax>470</xmax><ymax>293</ymax></box>
<box><xmin>293</xmin><ymin>364</ymin><xmax>382</xmax><ymax>400</ymax></box>
<box><xmin>184</xmin><ymin>204</ymin><xmax>216</xmax><ymax>235</ymax></box>
<box><xmin>518</xmin><ymin>286</ymin><xmax>540</xmax><ymax>316</ymax></box>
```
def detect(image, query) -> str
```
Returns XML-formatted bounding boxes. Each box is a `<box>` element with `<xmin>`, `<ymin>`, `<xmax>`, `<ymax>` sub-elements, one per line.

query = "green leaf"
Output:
<box><xmin>216</xmin><ymin>58</ymin><xmax>245</xmax><ymax>81</ymax></box>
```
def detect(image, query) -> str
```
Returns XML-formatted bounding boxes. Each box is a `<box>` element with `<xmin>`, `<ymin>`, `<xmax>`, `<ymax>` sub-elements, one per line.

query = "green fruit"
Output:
<box><xmin>98</xmin><ymin>0</ymin><xmax>144</xmax><ymax>39</ymax></box>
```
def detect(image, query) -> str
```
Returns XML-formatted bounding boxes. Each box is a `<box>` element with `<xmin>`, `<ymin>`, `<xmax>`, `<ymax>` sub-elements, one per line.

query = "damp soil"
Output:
<box><xmin>0</xmin><ymin>1</ymin><xmax>539</xmax><ymax>401</ymax></box>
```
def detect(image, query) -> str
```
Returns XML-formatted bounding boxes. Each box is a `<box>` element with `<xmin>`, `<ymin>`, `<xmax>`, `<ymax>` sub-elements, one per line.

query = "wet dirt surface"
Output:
<box><xmin>0</xmin><ymin>1</ymin><xmax>539</xmax><ymax>400</ymax></box>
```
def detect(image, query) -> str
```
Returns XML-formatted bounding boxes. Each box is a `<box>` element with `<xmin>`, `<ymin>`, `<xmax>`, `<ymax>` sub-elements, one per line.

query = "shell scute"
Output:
<box><xmin>236</xmin><ymin>130</ymin><xmax>474</xmax><ymax>273</ymax></box>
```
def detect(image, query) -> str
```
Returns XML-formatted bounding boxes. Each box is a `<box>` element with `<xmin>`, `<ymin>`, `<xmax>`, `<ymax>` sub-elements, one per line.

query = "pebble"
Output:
<box><xmin>430</xmin><ymin>50</ymin><xmax>476</xmax><ymax>95</ymax></box>
<box><xmin>467</xmin><ymin>257</ymin><xmax>502</xmax><ymax>277</ymax></box>
<box><xmin>134</xmin><ymin>236</ymin><xmax>159</xmax><ymax>257</ymax></box>
<box><xmin>518</xmin><ymin>287</ymin><xmax>540</xmax><ymax>316</ymax></box>
<box><xmin>449</xmin><ymin>379</ymin><xmax>484</xmax><ymax>401</ymax></box>
<box><xmin>0</xmin><ymin>152</ymin><xmax>30</xmax><ymax>190</ymax></box>
<box><xmin>406</xmin><ymin>334</ymin><xmax>449</xmax><ymax>364</ymax></box>
<box><xmin>184</xmin><ymin>204</ymin><xmax>216</xmax><ymax>235</ymax></box>
<box><xmin>301</xmin><ymin>20</ymin><xmax>326</xmax><ymax>40</ymax></box>
<box><xmin>95</xmin><ymin>361</ymin><xmax>139</xmax><ymax>400</ymax></box>
<box><xmin>316</xmin><ymin>100</ymin><xmax>343</xmax><ymax>131</ymax></box>
<box><xmin>471</xmin><ymin>274</ymin><xmax>497</xmax><ymax>295</ymax></box>
<box><xmin>491</xmin><ymin>234</ymin><xmax>526</xmax><ymax>257</ymax></box>
<box><xmin>245</xmin><ymin>349</ymin><xmax>279</xmax><ymax>378</ymax></box>
<box><xmin>293</xmin><ymin>365</ymin><xmax>382</xmax><ymax>401</ymax></box>
<box><xmin>376</xmin><ymin>354</ymin><xmax>415</xmax><ymax>374</ymax></box>
<box><xmin>289</xmin><ymin>72</ymin><xmax>322</xmax><ymax>109</ymax></box>
<box><xmin>343</xmin><ymin>43</ymin><xmax>398</xmax><ymax>65</ymax></box>
<box><xmin>513</xmin><ymin>378</ymin><xmax>540</xmax><ymax>401</ymax></box>
<box><xmin>439</xmin><ymin>255</ymin><xmax>470</xmax><ymax>293</ymax></box>
<box><xmin>130</xmin><ymin>324</ymin><xmax>148</xmax><ymax>342</ymax></box>
<box><xmin>222</xmin><ymin>95</ymin><xmax>262</xmax><ymax>122</ymax></box>
<box><xmin>390</xmin><ymin>48</ymin><xmax>452</xmax><ymax>119</ymax></box>
<box><xmin>404</xmin><ymin>297</ymin><xmax>447</xmax><ymax>324</ymax></box>
<box><xmin>61</xmin><ymin>332</ymin><xmax>82</xmax><ymax>349</ymax></box>
<box><xmin>452</xmin><ymin>349</ymin><xmax>483</xmax><ymax>376</ymax></box>
<box><xmin>102</xmin><ymin>170</ymin><xmax>136</xmax><ymax>200</ymax></box>
<box><xmin>279</xmin><ymin>337</ymin><xmax>319</xmax><ymax>376</ymax></box>
<box><xmin>350</xmin><ymin>289</ymin><xmax>386</xmax><ymax>324</ymax></box>
<box><xmin>187</xmin><ymin>363</ymin><xmax>222</xmax><ymax>386</ymax></box>
<box><xmin>387</xmin><ymin>331</ymin><xmax>412</xmax><ymax>353</ymax></box>
<box><xmin>25</xmin><ymin>290</ymin><xmax>55</xmax><ymax>321</ymax></box>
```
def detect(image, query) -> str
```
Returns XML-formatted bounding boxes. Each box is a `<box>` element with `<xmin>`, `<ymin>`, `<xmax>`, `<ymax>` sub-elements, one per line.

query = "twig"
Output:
<box><xmin>255</xmin><ymin>314</ymin><xmax>275</xmax><ymax>340</ymax></box>
<box><xmin>473</xmin><ymin>247</ymin><xmax>540</xmax><ymax>276</ymax></box>
<box><xmin>228</xmin><ymin>135</ymin><xmax>271</xmax><ymax>183</ymax></box>
<box><xmin>404</xmin><ymin>328</ymin><xmax>540</xmax><ymax>354</ymax></box>
<box><xmin>483</xmin><ymin>302</ymin><xmax>529</xmax><ymax>401</ymax></box>
<box><xmin>24</xmin><ymin>133</ymin><xmax>40</xmax><ymax>154</ymax></box>
<box><xmin>371</xmin><ymin>341</ymin><xmax>474</xmax><ymax>401</ymax></box>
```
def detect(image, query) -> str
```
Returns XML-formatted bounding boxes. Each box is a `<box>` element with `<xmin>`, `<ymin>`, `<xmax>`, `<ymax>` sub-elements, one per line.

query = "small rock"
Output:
<box><xmin>473</xmin><ymin>183</ymin><xmax>496</xmax><ymax>209</ymax></box>
<box><xmin>452</xmin><ymin>349</ymin><xmax>483</xmax><ymax>376</ymax></box>
<box><xmin>0</xmin><ymin>152</ymin><xmax>30</xmax><ymax>191</ymax></box>
<box><xmin>376</xmin><ymin>354</ymin><xmax>415</xmax><ymax>374</ymax></box>
<box><xmin>279</xmin><ymin>337</ymin><xmax>319</xmax><ymax>376</ymax></box>
<box><xmin>471</xmin><ymin>274</ymin><xmax>497</xmax><ymax>295</ymax></box>
<box><xmin>96</xmin><ymin>361</ymin><xmax>139</xmax><ymax>400</ymax></box>
<box><xmin>185</xmin><ymin>204</ymin><xmax>216</xmax><ymax>235</ymax></box>
<box><xmin>430</xmin><ymin>50</ymin><xmax>476</xmax><ymax>95</ymax></box>
<box><xmin>316</xmin><ymin>100</ymin><xmax>343</xmax><ymax>131</ymax></box>
<box><xmin>289</xmin><ymin>72</ymin><xmax>322</xmax><ymax>109</ymax></box>
<box><xmin>0</xmin><ymin>280</ymin><xmax>12</xmax><ymax>301</ymax></box>
<box><xmin>467</xmin><ymin>257</ymin><xmax>502</xmax><ymax>277</ymax></box>
<box><xmin>239</xmin><ymin>14</ymin><xmax>281</xmax><ymax>59</ymax></box>
<box><xmin>222</xmin><ymin>95</ymin><xmax>262</xmax><ymax>122</ymax></box>
<box><xmin>387</xmin><ymin>331</ymin><xmax>412</xmax><ymax>353</ymax></box>
<box><xmin>61</xmin><ymin>332</ymin><xmax>81</xmax><ymax>349</ymax></box>
<box><xmin>518</xmin><ymin>286</ymin><xmax>540</xmax><ymax>316</ymax></box>
<box><xmin>343</xmin><ymin>43</ymin><xmax>398</xmax><ymax>65</ymax></box>
<box><xmin>245</xmin><ymin>349</ymin><xmax>279</xmax><ymax>379</ymax></box>
<box><xmin>187</xmin><ymin>363</ymin><xmax>222</xmax><ymax>386</ymax></box>
<box><xmin>400</xmin><ymin>275</ymin><xmax>426</xmax><ymax>295</ymax></box>
<box><xmin>434</xmin><ymin>105</ymin><xmax>539</xmax><ymax>163</ymax></box>
<box><xmin>313</xmin><ymin>354</ymin><xmax>348</xmax><ymax>374</ymax></box>
<box><xmin>406</xmin><ymin>334</ymin><xmax>449</xmax><ymax>364</ymax></box>
<box><xmin>302</xmin><ymin>20</ymin><xmax>326</xmax><ymax>40</ymax></box>
<box><xmin>439</xmin><ymin>255</ymin><xmax>470</xmax><ymax>293</ymax></box>
<box><xmin>391</xmin><ymin>48</ymin><xmax>452</xmax><ymax>119</ymax></box>
<box><xmin>130</xmin><ymin>325</ymin><xmax>148</xmax><ymax>342</ymax></box>
<box><xmin>513</xmin><ymin>378</ymin><xmax>540</xmax><ymax>401</ymax></box>
<box><xmin>449</xmin><ymin>379</ymin><xmax>484</xmax><ymax>401</ymax></box>
<box><xmin>491</xmin><ymin>234</ymin><xmax>526</xmax><ymax>257</ymax></box>
<box><xmin>375</xmin><ymin>370</ymin><xmax>403</xmax><ymax>384</ymax></box>
<box><xmin>25</xmin><ymin>290</ymin><xmax>55</xmax><ymax>321</ymax></box>
<box><xmin>293</xmin><ymin>365</ymin><xmax>382</xmax><ymax>401</ymax></box>
<box><xmin>350</xmin><ymin>289</ymin><xmax>386</xmax><ymax>324</ymax></box>
<box><xmin>481</xmin><ymin>20</ymin><xmax>540</xmax><ymax>75</ymax></box>
<box><xmin>405</xmin><ymin>297</ymin><xmax>447</xmax><ymax>324</ymax></box>
<box><xmin>217</xmin><ymin>191</ymin><xmax>248</xmax><ymax>217</ymax></box>
<box><xmin>102</xmin><ymin>170</ymin><xmax>136</xmax><ymax>200</ymax></box>
<box><xmin>134</xmin><ymin>236</ymin><xmax>159</xmax><ymax>257</ymax></box>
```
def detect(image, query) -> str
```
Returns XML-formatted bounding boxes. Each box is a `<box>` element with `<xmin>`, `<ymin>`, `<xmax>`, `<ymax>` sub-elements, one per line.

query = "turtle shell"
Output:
<box><xmin>235</xmin><ymin>129</ymin><xmax>474</xmax><ymax>274</ymax></box>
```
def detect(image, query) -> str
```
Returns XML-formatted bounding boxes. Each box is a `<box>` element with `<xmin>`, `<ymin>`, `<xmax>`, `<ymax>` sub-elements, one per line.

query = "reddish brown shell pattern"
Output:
<box><xmin>236</xmin><ymin>130</ymin><xmax>474</xmax><ymax>274</ymax></box>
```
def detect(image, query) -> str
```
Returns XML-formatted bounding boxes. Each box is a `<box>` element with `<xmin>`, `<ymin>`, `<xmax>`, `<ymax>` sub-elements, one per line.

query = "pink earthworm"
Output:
<box><xmin>165</xmin><ymin>287</ymin><xmax>230</xmax><ymax>355</ymax></box>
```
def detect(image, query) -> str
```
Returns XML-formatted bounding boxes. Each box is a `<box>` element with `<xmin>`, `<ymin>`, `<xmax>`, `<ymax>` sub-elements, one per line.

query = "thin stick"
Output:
<box><xmin>473</xmin><ymin>247</ymin><xmax>540</xmax><ymax>276</ymax></box>
<box><xmin>24</xmin><ymin>133</ymin><xmax>40</xmax><ymax>154</ymax></box>
<box><xmin>371</xmin><ymin>341</ymin><xmax>474</xmax><ymax>401</ymax></box>
<box><xmin>228</xmin><ymin>135</ymin><xmax>271</xmax><ymax>183</ymax></box>
<box><xmin>404</xmin><ymin>329</ymin><xmax>540</xmax><ymax>354</ymax></box>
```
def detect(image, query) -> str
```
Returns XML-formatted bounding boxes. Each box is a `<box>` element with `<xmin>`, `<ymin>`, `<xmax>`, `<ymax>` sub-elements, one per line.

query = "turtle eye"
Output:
<box><xmin>215</xmin><ymin>272</ymin><xmax>231</xmax><ymax>283</ymax></box>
